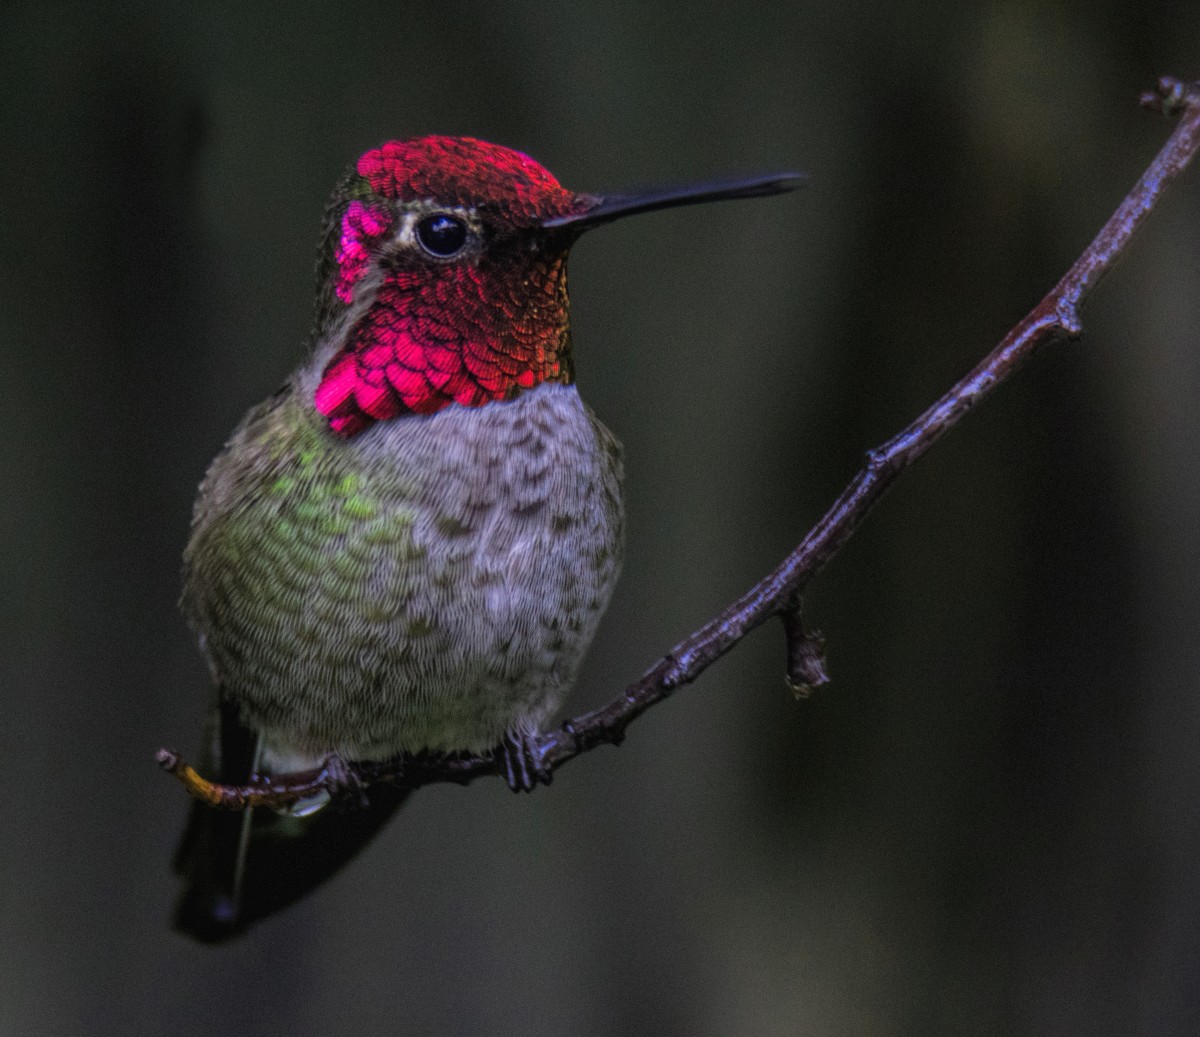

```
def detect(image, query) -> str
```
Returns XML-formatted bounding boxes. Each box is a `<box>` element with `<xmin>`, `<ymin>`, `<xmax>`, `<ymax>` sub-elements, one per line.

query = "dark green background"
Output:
<box><xmin>3</xmin><ymin>2</ymin><xmax>1199</xmax><ymax>1034</ymax></box>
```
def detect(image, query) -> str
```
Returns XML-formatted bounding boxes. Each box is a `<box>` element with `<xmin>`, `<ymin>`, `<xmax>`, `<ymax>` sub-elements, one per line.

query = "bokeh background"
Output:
<box><xmin>3</xmin><ymin>2</ymin><xmax>1199</xmax><ymax>1034</ymax></box>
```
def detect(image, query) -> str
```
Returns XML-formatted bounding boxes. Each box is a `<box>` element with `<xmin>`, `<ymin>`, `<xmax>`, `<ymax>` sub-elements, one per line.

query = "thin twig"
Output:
<box><xmin>158</xmin><ymin>77</ymin><xmax>1200</xmax><ymax>811</ymax></box>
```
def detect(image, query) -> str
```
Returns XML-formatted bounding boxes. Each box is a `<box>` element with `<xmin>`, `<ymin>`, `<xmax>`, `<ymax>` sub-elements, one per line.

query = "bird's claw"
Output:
<box><xmin>322</xmin><ymin>753</ymin><xmax>370</xmax><ymax>811</ymax></box>
<box><xmin>497</xmin><ymin>730</ymin><xmax>552</xmax><ymax>792</ymax></box>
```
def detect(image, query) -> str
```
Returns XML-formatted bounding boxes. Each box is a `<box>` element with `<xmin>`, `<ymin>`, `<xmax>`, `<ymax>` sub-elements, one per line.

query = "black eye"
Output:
<box><xmin>416</xmin><ymin>214</ymin><xmax>469</xmax><ymax>258</ymax></box>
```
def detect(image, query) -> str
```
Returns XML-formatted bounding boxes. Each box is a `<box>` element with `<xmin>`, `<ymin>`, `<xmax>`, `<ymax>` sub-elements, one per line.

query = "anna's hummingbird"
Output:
<box><xmin>173</xmin><ymin>135</ymin><xmax>800</xmax><ymax>941</ymax></box>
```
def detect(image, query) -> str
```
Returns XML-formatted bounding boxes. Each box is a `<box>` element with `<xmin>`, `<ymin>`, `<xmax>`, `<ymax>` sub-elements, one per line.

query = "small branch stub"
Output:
<box><xmin>781</xmin><ymin>597</ymin><xmax>830</xmax><ymax>699</ymax></box>
<box><xmin>158</xmin><ymin>77</ymin><xmax>1200</xmax><ymax>813</ymax></box>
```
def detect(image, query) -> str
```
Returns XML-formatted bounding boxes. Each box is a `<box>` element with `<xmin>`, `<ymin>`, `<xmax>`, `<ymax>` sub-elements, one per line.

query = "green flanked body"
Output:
<box><xmin>183</xmin><ymin>375</ymin><xmax>623</xmax><ymax>766</ymax></box>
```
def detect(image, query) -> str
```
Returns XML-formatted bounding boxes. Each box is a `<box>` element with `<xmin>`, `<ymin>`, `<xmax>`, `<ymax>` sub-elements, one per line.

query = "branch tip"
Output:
<box><xmin>1140</xmin><ymin>76</ymin><xmax>1197</xmax><ymax>117</ymax></box>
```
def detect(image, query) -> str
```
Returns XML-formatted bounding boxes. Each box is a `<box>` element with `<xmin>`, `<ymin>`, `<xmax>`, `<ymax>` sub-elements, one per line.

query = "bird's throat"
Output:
<box><xmin>315</xmin><ymin>262</ymin><xmax>573</xmax><ymax>438</ymax></box>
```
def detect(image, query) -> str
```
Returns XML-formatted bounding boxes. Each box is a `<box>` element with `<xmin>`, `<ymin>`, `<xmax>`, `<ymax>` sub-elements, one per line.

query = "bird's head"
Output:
<box><xmin>311</xmin><ymin>136</ymin><xmax>801</xmax><ymax>437</ymax></box>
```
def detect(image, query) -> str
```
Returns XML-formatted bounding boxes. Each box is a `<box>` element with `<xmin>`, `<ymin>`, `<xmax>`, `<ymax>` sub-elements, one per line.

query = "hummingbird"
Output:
<box><xmin>173</xmin><ymin>135</ymin><xmax>801</xmax><ymax>941</ymax></box>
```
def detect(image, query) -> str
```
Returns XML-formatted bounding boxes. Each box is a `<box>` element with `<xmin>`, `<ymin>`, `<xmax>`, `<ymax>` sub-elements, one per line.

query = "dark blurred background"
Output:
<box><xmin>3</xmin><ymin>2</ymin><xmax>1199</xmax><ymax>1034</ymax></box>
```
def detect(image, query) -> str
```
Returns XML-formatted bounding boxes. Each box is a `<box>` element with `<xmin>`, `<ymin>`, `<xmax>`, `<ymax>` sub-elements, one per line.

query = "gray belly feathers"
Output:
<box><xmin>182</xmin><ymin>381</ymin><xmax>624</xmax><ymax>764</ymax></box>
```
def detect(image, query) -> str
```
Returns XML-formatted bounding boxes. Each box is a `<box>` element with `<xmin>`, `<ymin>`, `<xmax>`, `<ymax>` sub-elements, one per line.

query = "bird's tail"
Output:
<box><xmin>172</xmin><ymin>699</ymin><xmax>408</xmax><ymax>943</ymax></box>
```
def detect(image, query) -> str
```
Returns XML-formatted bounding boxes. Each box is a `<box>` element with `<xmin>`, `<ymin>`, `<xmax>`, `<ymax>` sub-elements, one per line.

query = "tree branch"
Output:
<box><xmin>157</xmin><ymin>76</ymin><xmax>1200</xmax><ymax>811</ymax></box>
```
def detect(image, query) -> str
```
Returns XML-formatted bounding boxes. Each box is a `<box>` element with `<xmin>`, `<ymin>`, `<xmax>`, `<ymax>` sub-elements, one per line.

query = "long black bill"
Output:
<box><xmin>543</xmin><ymin>171</ymin><xmax>806</xmax><ymax>231</ymax></box>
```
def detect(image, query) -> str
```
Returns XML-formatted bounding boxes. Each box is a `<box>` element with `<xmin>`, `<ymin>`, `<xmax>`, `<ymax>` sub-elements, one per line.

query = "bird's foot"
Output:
<box><xmin>497</xmin><ymin>729</ymin><xmax>552</xmax><ymax>793</ymax></box>
<box><xmin>321</xmin><ymin>753</ymin><xmax>370</xmax><ymax>812</ymax></box>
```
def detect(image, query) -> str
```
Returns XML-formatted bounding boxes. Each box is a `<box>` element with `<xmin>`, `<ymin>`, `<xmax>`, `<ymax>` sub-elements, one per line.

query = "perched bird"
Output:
<box><xmin>173</xmin><ymin>135</ymin><xmax>800</xmax><ymax>941</ymax></box>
